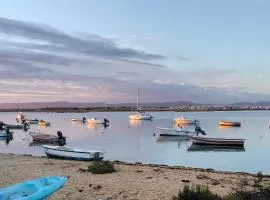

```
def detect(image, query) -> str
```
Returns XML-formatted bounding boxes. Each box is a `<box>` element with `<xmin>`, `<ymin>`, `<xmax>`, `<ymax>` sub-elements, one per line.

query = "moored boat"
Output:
<box><xmin>155</xmin><ymin>127</ymin><xmax>197</xmax><ymax>139</ymax></box>
<box><xmin>5</xmin><ymin>124</ymin><xmax>25</xmax><ymax>129</ymax></box>
<box><xmin>26</xmin><ymin>119</ymin><xmax>39</xmax><ymax>124</ymax></box>
<box><xmin>188</xmin><ymin>135</ymin><xmax>245</xmax><ymax>146</ymax></box>
<box><xmin>219</xmin><ymin>121</ymin><xmax>241</xmax><ymax>127</ymax></box>
<box><xmin>42</xmin><ymin>145</ymin><xmax>105</xmax><ymax>161</ymax></box>
<box><xmin>187</xmin><ymin>144</ymin><xmax>245</xmax><ymax>152</ymax></box>
<box><xmin>39</xmin><ymin>120</ymin><xmax>51</xmax><ymax>126</ymax></box>
<box><xmin>87</xmin><ymin>118</ymin><xmax>109</xmax><ymax>125</ymax></box>
<box><xmin>174</xmin><ymin>117</ymin><xmax>198</xmax><ymax>124</ymax></box>
<box><xmin>0</xmin><ymin>176</ymin><xmax>67</xmax><ymax>199</ymax></box>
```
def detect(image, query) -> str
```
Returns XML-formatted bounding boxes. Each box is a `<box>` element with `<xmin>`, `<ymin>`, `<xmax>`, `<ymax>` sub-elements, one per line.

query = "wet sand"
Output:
<box><xmin>0</xmin><ymin>153</ymin><xmax>269</xmax><ymax>200</ymax></box>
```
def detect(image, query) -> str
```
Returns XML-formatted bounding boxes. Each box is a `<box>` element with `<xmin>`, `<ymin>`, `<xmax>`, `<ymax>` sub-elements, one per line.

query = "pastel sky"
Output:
<box><xmin>0</xmin><ymin>0</ymin><xmax>270</xmax><ymax>103</ymax></box>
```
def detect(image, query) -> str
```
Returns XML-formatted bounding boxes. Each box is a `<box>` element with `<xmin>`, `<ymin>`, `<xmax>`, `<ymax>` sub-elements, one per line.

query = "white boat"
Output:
<box><xmin>16</xmin><ymin>112</ymin><xmax>25</xmax><ymax>122</ymax></box>
<box><xmin>87</xmin><ymin>118</ymin><xmax>109</xmax><ymax>124</ymax></box>
<box><xmin>42</xmin><ymin>145</ymin><xmax>105</xmax><ymax>161</ymax></box>
<box><xmin>129</xmin><ymin>88</ymin><xmax>153</xmax><ymax>120</ymax></box>
<box><xmin>188</xmin><ymin>135</ymin><xmax>245</xmax><ymax>146</ymax></box>
<box><xmin>129</xmin><ymin>112</ymin><xmax>153</xmax><ymax>120</ymax></box>
<box><xmin>174</xmin><ymin>117</ymin><xmax>198</xmax><ymax>124</ymax></box>
<box><xmin>155</xmin><ymin>127</ymin><xmax>197</xmax><ymax>138</ymax></box>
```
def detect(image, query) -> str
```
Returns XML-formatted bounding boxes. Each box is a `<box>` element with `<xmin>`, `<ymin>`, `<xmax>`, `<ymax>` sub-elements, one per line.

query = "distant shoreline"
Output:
<box><xmin>0</xmin><ymin>107</ymin><xmax>269</xmax><ymax>113</ymax></box>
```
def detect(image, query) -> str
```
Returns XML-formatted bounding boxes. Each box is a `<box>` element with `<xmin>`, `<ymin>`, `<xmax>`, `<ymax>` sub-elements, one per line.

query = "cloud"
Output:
<box><xmin>0</xmin><ymin>17</ymin><xmax>166</xmax><ymax>61</ymax></box>
<box><xmin>176</xmin><ymin>55</ymin><xmax>189</xmax><ymax>61</ymax></box>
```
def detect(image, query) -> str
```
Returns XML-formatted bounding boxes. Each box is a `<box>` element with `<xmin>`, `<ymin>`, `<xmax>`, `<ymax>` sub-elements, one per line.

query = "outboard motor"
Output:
<box><xmin>104</xmin><ymin>118</ymin><xmax>109</xmax><ymax>124</ymax></box>
<box><xmin>57</xmin><ymin>131</ymin><xmax>66</xmax><ymax>146</ymax></box>
<box><xmin>82</xmin><ymin>117</ymin><xmax>86</xmax><ymax>123</ymax></box>
<box><xmin>6</xmin><ymin>128</ymin><xmax>12</xmax><ymax>137</ymax></box>
<box><xmin>23</xmin><ymin>122</ymin><xmax>30</xmax><ymax>131</ymax></box>
<box><xmin>195</xmin><ymin>125</ymin><xmax>206</xmax><ymax>136</ymax></box>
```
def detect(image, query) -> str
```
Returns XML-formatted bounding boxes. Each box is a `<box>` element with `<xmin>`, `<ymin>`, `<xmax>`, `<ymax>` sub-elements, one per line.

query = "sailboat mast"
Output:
<box><xmin>137</xmin><ymin>88</ymin><xmax>139</xmax><ymax>112</ymax></box>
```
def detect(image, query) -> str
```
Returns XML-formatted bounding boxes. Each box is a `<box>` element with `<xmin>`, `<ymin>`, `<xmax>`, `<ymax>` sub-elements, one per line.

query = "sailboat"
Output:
<box><xmin>128</xmin><ymin>89</ymin><xmax>153</xmax><ymax>120</ymax></box>
<box><xmin>15</xmin><ymin>97</ymin><xmax>25</xmax><ymax>122</ymax></box>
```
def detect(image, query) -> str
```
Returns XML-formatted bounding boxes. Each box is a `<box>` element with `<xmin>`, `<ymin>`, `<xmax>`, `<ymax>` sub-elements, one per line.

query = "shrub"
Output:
<box><xmin>172</xmin><ymin>185</ymin><xmax>221</xmax><ymax>200</ymax></box>
<box><xmin>88</xmin><ymin>161</ymin><xmax>116</xmax><ymax>174</ymax></box>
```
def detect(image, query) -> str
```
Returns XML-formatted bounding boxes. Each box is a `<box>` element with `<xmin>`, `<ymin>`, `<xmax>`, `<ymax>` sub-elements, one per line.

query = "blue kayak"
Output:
<box><xmin>0</xmin><ymin>176</ymin><xmax>67</xmax><ymax>200</ymax></box>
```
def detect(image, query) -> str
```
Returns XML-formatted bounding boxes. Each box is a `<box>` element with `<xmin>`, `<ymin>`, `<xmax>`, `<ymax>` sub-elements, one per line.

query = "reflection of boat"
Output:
<box><xmin>187</xmin><ymin>144</ymin><xmax>245</xmax><ymax>152</ymax></box>
<box><xmin>155</xmin><ymin>127</ymin><xmax>197</xmax><ymax>139</ymax></box>
<box><xmin>39</xmin><ymin>120</ymin><xmax>51</xmax><ymax>126</ymax></box>
<box><xmin>42</xmin><ymin>145</ymin><xmax>105</xmax><ymax>161</ymax></box>
<box><xmin>219</xmin><ymin>121</ymin><xmax>241</xmax><ymax>127</ymax></box>
<box><xmin>87</xmin><ymin>123</ymin><xmax>109</xmax><ymax>130</ymax></box>
<box><xmin>188</xmin><ymin>135</ymin><xmax>245</xmax><ymax>146</ymax></box>
<box><xmin>129</xmin><ymin>89</ymin><xmax>153</xmax><ymax>120</ymax></box>
<box><xmin>87</xmin><ymin>118</ymin><xmax>109</xmax><ymax>125</ymax></box>
<box><xmin>174</xmin><ymin>117</ymin><xmax>198</xmax><ymax>124</ymax></box>
<box><xmin>0</xmin><ymin>176</ymin><xmax>67</xmax><ymax>200</ymax></box>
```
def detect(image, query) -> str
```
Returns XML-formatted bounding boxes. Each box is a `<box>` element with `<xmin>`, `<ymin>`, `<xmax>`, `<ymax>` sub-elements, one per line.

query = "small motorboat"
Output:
<box><xmin>155</xmin><ymin>127</ymin><xmax>197</xmax><ymax>139</ymax></box>
<box><xmin>39</xmin><ymin>120</ymin><xmax>51</xmax><ymax>126</ymax></box>
<box><xmin>87</xmin><ymin>118</ymin><xmax>109</xmax><ymax>125</ymax></box>
<box><xmin>26</xmin><ymin>118</ymin><xmax>39</xmax><ymax>124</ymax></box>
<box><xmin>0</xmin><ymin>176</ymin><xmax>67</xmax><ymax>199</ymax></box>
<box><xmin>188</xmin><ymin>135</ymin><xmax>245</xmax><ymax>147</ymax></box>
<box><xmin>5</xmin><ymin>124</ymin><xmax>28</xmax><ymax>129</ymax></box>
<box><xmin>219</xmin><ymin>121</ymin><xmax>241</xmax><ymax>127</ymax></box>
<box><xmin>42</xmin><ymin>145</ymin><xmax>105</xmax><ymax>161</ymax></box>
<box><xmin>30</xmin><ymin>131</ymin><xmax>66</xmax><ymax>145</ymax></box>
<box><xmin>174</xmin><ymin>117</ymin><xmax>198</xmax><ymax>124</ymax></box>
<box><xmin>129</xmin><ymin>112</ymin><xmax>153</xmax><ymax>120</ymax></box>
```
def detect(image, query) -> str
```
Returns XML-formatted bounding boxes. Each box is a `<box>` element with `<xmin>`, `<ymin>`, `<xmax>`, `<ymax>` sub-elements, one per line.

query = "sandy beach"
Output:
<box><xmin>0</xmin><ymin>153</ymin><xmax>269</xmax><ymax>200</ymax></box>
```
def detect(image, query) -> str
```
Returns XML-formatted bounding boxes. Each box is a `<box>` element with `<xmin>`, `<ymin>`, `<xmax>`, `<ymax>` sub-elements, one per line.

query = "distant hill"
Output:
<box><xmin>0</xmin><ymin>100</ymin><xmax>270</xmax><ymax>110</ymax></box>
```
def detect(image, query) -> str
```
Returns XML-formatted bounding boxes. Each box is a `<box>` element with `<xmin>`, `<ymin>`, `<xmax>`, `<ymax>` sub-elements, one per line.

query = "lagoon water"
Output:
<box><xmin>0</xmin><ymin>111</ymin><xmax>270</xmax><ymax>174</ymax></box>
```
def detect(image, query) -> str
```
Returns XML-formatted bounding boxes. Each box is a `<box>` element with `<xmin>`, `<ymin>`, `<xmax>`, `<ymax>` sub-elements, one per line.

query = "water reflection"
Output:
<box><xmin>156</xmin><ymin>137</ymin><xmax>188</xmax><ymax>148</ymax></box>
<box><xmin>187</xmin><ymin>144</ymin><xmax>245</xmax><ymax>152</ymax></box>
<box><xmin>0</xmin><ymin>137</ymin><xmax>13</xmax><ymax>145</ymax></box>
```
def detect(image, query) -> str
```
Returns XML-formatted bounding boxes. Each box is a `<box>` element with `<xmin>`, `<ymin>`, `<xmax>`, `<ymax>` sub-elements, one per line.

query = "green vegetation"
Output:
<box><xmin>172</xmin><ymin>185</ymin><xmax>221</xmax><ymax>200</ymax></box>
<box><xmin>172</xmin><ymin>181</ymin><xmax>270</xmax><ymax>200</ymax></box>
<box><xmin>88</xmin><ymin>161</ymin><xmax>116</xmax><ymax>174</ymax></box>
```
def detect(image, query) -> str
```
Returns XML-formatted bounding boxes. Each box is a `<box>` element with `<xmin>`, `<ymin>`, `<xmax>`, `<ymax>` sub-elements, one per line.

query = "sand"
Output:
<box><xmin>0</xmin><ymin>154</ymin><xmax>269</xmax><ymax>200</ymax></box>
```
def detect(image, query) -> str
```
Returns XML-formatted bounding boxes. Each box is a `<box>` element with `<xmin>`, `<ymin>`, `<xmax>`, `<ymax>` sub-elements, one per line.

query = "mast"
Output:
<box><xmin>137</xmin><ymin>88</ymin><xmax>139</xmax><ymax>112</ymax></box>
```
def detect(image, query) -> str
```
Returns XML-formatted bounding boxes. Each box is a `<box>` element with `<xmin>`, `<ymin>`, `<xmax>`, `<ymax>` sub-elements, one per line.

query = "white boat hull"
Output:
<box><xmin>174</xmin><ymin>118</ymin><xmax>196</xmax><ymax>124</ymax></box>
<box><xmin>129</xmin><ymin>114</ymin><xmax>153</xmax><ymax>120</ymax></box>
<box><xmin>156</xmin><ymin>127</ymin><xmax>197</xmax><ymax>138</ymax></box>
<box><xmin>87</xmin><ymin>119</ymin><xmax>105</xmax><ymax>124</ymax></box>
<box><xmin>42</xmin><ymin>145</ymin><xmax>104</xmax><ymax>161</ymax></box>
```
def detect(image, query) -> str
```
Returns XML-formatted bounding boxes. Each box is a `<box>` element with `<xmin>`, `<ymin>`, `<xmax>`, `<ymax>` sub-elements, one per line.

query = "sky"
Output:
<box><xmin>0</xmin><ymin>0</ymin><xmax>270</xmax><ymax>104</ymax></box>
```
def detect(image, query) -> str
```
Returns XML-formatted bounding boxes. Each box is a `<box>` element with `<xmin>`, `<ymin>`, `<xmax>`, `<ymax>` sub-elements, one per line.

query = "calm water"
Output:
<box><xmin>0</xmin><ymin>111</ymin><xmax>270</xmax><ymax>174</ymax></box>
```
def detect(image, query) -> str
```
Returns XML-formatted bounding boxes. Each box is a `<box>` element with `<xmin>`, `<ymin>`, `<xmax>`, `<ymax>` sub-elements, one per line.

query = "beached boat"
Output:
<box><xmin>188</xmin><ymin>135</ymin><xmax>245</xmax><ymax>146</ymax></box>
<box><xmin>39</xmin><ymin>120</ymin><xmax>51</xmax><ymax>126</ymax></box>
<box><xmin>42</xmin><ymin>145</ymin><xmax>105</xmax><ymax>161</ymax></box>
<box><xmin>174</xmin><ymin>117</ymin><xmax>198</xmax><ymax>124</ymax></box>
<box><xmin>129</xmin><ymin>88</ymin><xmax>154</xmax><ymax>120</ymax></box>
<box><xmin>0</xmin><ymin>176</ymin><xmax>67</xmax><ymax>199</ymax></box>
<box><xmin>87</xmin><ymin>118</ymin><xmax>109</xmax><ymax>125</ymax></box>
<box><xmin>187</xmin><ymin>144</ymin><xmax>245</xmax><ymax>152</ymax></box>
<box><xmin>219</xmin><ymin>121</ymin><xmax>241</xmax><ymax>127</ymax></box>
<box><xmin>155</xmin><ymin>127</ymin><xmax>197</xmax><ymax>138</ymax></box>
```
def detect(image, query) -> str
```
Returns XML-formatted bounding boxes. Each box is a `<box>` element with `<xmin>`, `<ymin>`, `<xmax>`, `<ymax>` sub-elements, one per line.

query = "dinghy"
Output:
<box><xmin>155</xmin><ymin>127</ymin><xmax>197</xmax><ymax>139</ymax></box>
<box><xmin>188</xmin><ymin>135</ymin><xmax>245</xmax><ymax>147</ymax></box>
<box><xmin>87</xmin><ymin>118</ymin><xmax>109</xmax><ymax>125</ymax></box>
<box><xmin>42</xmin><ymin>145</ymin><xmax>105</xmax><ymax>161</ymax></box>
<box><xmin>187</xmin><ymin>144</ymin><xmax>245</xmax><ymax>152</ymax></box>
<box><xmin>0</xmin><ymin>176</ymin><xmax>67</xmax><ymax>200</ymax></box>
<box><xmin>174</xmin><ymin>117</ymin><xmax>198</xmax><ymax>124</ymax></box>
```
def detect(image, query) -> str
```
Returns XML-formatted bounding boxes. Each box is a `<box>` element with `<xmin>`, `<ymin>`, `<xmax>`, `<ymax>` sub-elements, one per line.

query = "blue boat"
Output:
<box><xmin>0</xmin><ymin>176</ymin><xmax>67</xmax><ymax>200</ymax></box>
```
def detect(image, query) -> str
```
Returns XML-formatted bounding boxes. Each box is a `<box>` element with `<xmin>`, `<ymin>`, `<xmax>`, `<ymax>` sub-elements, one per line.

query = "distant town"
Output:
<box><xmin>1</xmin><ymin>101</ymin><xmax>270</xmax><ymax>112</ymax></box>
